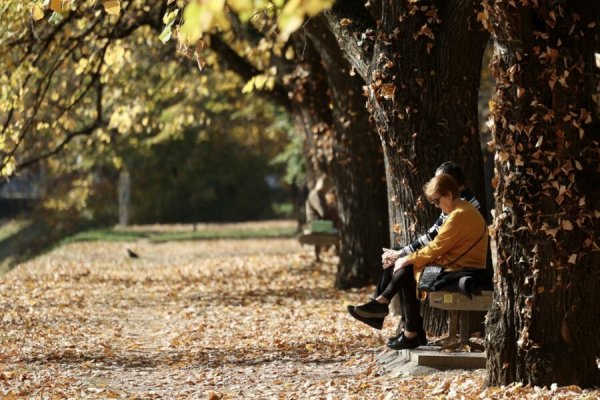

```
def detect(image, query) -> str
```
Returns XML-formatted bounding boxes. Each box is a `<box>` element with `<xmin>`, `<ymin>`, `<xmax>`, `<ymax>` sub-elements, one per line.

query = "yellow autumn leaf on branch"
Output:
<box><xmin>278</xmin><ymin>0</ymin><xmax>334</xmax><ymax>40</ymax></box>
<box><xmin>50</xmin><ymin>0</ymin><xmax>70</xmax><ymax>13</ymax></box>
<box><xmin>227</xmin><ymin>0</ymin><xmax>254</xmax><ymax>14</ymax></box>
<box><xmin>104</xmin><ymin>43</ymin><xmax>125</xmax><ymax>67</ymax></box>
<box><xmin>254</xmin><ymin>74</ymin><xmax>268</xmax><ymax>90</ymax></box>
<box><xmin>31</xmin><ymin>4</ymin><xmax>45</xmax><ymax>21</ymax></box>
<box><xmin>103</xmin><ymin>0</ymin><xmax>121</xmax><ymax>16</ymax></box>
<box><xmin>241</xmin><ymin>77</ymin><xmax>256</xmax><ymax>93</ymax></box>
<box><xmin>180</xmin><ymin>0</ymin><xmax>230</xmax><ymax>44</ymax></box>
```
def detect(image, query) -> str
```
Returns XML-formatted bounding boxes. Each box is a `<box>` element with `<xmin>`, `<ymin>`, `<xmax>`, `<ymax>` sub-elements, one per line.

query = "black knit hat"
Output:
<box><xmin>435</xmin><ymin>161</ymin><xmax>465</xmax><ymax>186</ymax></box>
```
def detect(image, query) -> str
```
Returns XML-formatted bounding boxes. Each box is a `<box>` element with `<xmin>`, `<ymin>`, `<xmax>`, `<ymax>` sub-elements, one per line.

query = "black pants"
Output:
<box><xmin>374</xmin><ymin>265</ymin><xmax>423</xmax><ymax>332</ymax></box>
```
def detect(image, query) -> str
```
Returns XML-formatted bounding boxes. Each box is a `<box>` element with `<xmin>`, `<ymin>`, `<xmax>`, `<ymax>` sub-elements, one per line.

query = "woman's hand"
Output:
<box><xmin>382</xmin><ymin>248</ymin><xmax>401</xmax><ymax>269</ymax></box>
<box><xmin>393</xmin><ymin>256</ymin><xmax>411</xmax><ymax>273</ymax></box>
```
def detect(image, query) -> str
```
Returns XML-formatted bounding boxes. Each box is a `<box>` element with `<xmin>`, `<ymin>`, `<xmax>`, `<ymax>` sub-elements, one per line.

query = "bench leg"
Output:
<box><xmin>459</xmin><ymin>311</ymin><xmax>471</xmax><ymax>344</ymax></box>
<box><xmin>448</xmin><ymin>311</ymin><xmax>459</xmax><ymax>339</ymax></box>
<box><xmin>429</xmin><ymin>311</ymin><xmax>460</xmax><ymax>347</ymax></box>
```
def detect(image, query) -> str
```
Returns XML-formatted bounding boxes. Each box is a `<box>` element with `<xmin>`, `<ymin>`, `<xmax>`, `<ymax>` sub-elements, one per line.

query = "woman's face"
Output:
<box><xmin>431</xmin><ymin>193</ymin><xmax>454</xmax><ymax>214</ymax></box>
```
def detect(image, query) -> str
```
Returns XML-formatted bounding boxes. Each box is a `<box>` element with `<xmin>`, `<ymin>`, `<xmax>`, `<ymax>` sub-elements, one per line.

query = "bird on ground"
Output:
<box><xmin>126</xmin><ymin>249</ymin><xmax>140</xmax><ymax>258</ymax></box>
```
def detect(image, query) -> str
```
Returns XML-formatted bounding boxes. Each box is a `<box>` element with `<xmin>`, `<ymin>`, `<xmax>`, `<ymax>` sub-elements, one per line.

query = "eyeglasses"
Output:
<box><xmin>430</xmin><ymin>196</ymin><xmax>441</xmax><ymax>206</ymax></box>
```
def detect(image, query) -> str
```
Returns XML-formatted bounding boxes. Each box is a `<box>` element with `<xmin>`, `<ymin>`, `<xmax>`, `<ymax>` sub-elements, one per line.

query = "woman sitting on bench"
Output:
<box><xmin>348</xmin><ymin>173</ymin><xmax>488</xmax><ymax>350</ymax></box>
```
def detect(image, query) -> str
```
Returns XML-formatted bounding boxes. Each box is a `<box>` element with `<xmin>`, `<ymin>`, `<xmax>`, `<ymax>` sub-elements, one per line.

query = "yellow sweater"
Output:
<box><xmin>407</xmin><ymin>200</ymin><xmax>488</xmax><ymax>273</ymax></box>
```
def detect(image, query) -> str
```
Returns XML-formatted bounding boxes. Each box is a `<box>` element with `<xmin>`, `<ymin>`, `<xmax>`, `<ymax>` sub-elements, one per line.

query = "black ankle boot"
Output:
<box><xmin>387</xmin><ymin>328</ymin><xmax>427</xmax><ymax>346</ymax></box>
<box><xmin>347</xmin><ymin>306</ymin><xmax>384</xmax><ymax>330</ymax></box>
<box><xmin>387</xmin><ymin>333</ymin><xmax>420</xmax><ymax>350</ymax></box>
<box><xmin>354</xmin><ymin>299</ymin><xmax>389</xmax><ymax>318</ymax></box>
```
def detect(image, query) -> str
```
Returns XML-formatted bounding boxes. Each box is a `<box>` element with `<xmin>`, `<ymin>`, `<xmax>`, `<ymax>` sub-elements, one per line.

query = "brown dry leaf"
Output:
<box><xmin>207</xmin><ymin>390</ymin><xmax>222</xmax><ymax>400</ymax></box>
<box><xmin>340</xmin><ymin>18</ymin><xmax>352</xmax><ymax>27</ymax></box>
<box><xmin>562</xmin><ymin>219</ymin><xmax>574</xmax><ymax>231</ymax></box>
<box><xmin>380</xmin><ymin>83</ymin><xmax>396</xmax><ymax>100</ymax></box>
<box><xmin>491</xmin><ymin>175</ymin><xmax>499</xmax><ymax>189</ymax></box>
<box><xmin>417</xmin><ymin>24</ymin><xmax>434</xmax><ymax>40</ymax></box>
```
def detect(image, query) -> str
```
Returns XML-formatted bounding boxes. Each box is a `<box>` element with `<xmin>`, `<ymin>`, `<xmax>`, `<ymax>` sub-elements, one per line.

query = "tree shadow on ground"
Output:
<box><xmin>0</xmin><ymin>218</ymin><xmax>97</xmax><ymax>274</ymax></box>
<box><xmin>189</xmin><ymin>287</ymin><xmax>339</xmax><ymax>305</ymax></box>
<box><xmin>21</xmin><ymin>344</ymin><xmax>367</xmax><ymax>370</ymax></box>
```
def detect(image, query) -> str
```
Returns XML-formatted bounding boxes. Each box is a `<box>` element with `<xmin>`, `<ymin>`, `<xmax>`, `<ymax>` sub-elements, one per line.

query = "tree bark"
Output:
<box><xmin>326</xmin><ymin>0</ymin><xmax>489</xmax><ymax>333</ymax></box>
<box><xmin>284</xmin><ymin>36</ymin><xmax>390</xmax><ymax>288</ymax></box>
<box><xmin>483</xmin><ymin>0</ymin><xmax>600</xmax><ymax>387</ymax></box>
<box><xmin>287</xmin><ymin>41</ymin><xmax>333</xmax><ymax>184</ymax></box>
<box><xmin>306</xmin><ymin>20</ymin><xmax>390</xmax><ymax>288</ymax></box>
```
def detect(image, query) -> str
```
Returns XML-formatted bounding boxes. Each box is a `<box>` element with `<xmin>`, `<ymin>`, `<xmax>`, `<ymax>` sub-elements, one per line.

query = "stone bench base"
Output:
<box><xmin>377</xmin><ymin>346</ymin><xmax>486</xmax><ymax>376</ymax></box>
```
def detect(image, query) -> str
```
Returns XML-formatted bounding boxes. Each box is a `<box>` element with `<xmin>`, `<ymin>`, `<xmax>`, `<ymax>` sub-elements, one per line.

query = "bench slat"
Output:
<box><xmin>429</xmin><ymin>291</ymin><xmax>493</xmax><ymax>311</ymax></box>
<box><xmin>298</xmin><ymin>233</ymin><xmax>339</xmax><ymax>247</ymax></box>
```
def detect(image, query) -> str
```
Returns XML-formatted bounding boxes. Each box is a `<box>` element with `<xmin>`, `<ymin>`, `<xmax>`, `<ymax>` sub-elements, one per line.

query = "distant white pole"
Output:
<box><xmin>118</xmin><ymin>170</ymin><xmax>131</xmax><ymax>226</ymax></box>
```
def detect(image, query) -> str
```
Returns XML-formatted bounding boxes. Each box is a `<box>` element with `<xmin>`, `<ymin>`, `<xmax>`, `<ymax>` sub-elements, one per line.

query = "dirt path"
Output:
<box><xmin>0</xmin><ymin>236</ymin><xmax>593</xmax><ymax>399</ymax></box>
<box><xmin>0</xmin><ymin>238</ymin><xmax>383</xmax><ymax>398</ymax></box>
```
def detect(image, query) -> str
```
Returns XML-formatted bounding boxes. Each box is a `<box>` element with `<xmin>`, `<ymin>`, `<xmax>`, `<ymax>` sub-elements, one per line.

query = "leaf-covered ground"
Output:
<box><xmin>0</xmin><ymin>223</ymin><xmax>597</xmax><ymax>399</ymax></box>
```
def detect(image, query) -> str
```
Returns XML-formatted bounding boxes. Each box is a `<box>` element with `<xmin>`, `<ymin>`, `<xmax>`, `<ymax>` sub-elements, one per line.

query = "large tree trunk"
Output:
<box><xmin>483</xmin><ymin>0</ymin><xmax>600</xmax><ymax>387</ymax></box>
<box><xmin>289</xmin><ymin>38</ymin><xmax>389</xmax><ymax>288</ymax></box>
<box><xmin>371</xmin><ymin>0</ymin><xmax>488</xmax><ymax>249</ymax></box>
<box><xmin>306</xmin><ymin>20</ymin><xmax>390</xmax><ymax>288</ymax></box>
<box><xmin>325</xmin><ymin>0</ymin><xmax>488</xmax><ymax>334</ymax></box>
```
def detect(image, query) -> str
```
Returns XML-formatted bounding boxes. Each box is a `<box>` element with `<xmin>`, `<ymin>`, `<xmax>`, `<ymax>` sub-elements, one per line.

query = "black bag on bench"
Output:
<box><xmin>417</xmin><ymin>265</ymin><xmax>443</xmax><ymax>292</ymax></box>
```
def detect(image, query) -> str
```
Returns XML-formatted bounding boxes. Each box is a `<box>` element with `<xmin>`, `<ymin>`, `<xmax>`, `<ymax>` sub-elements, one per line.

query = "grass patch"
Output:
<box><xmin>149</xmin><ymin>227</ymin><xmax>295</xmax><ymax>242</ymax></box>
<box><xmin>61</xmin><ymin>229</ymin><xmax>152</xmax><ymax>244</ymax></box>
<box><xmin>61</xmin><ymin>224</ymin><xmax>296</xmax><ymax>244</ymax></box>
<box><xmin>0</xmin><ymin>220</ymin><xmax>30</xmax><ymax>242</ymax></box>
<box><xmin>1</xmin><ymin>220</ymin><xmax>297</xmax><ymax>275</ymax></box>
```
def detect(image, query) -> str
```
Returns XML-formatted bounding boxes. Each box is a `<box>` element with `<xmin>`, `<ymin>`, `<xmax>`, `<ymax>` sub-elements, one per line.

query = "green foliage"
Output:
<box><xmin>1</xmin><ymin>0</ymin><xmax>314</xmax><ymax>230</ymax></box>
<box><xmin>129</xmin><ymin>127</ymin><xmax>281</xmax><ymax>223</ymax></box>
<box><xmin>271</xmin><ymin>124</ymin><xmax>305</xmax><ymax>186</ymax></box>
<box><xmin>1</xmin><ymin>0</ymin><xmax>297</xmax><ymax>224</ymax></box>
<box><xmin>119</xmin><ymin>63</ymin><xmax>293</xmax><ymax>223</ymax></box>
<box><xmin>61</xmin><ymin>224</ymin><xmax>295</xmax><ymax>244</ymax></box>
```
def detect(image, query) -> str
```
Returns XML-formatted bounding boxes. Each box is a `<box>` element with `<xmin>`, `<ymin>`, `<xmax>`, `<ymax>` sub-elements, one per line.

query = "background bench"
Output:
<box><xmin>298</xmin><ymin>232</ymin><xmax>339</xmax><ymax>261</ymax></box>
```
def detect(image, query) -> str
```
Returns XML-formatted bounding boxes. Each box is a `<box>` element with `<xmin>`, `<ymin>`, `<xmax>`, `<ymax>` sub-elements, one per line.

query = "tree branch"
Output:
<box><xmin>208</xmin><ymin>34</ymin><xmax>292</xmax><ymax>110</ymax></box>
<box><xmin>320</xmin><ymin>0</ymin><xmax>375</xmax><ymax>81</ymax></box>
<box><xmin>17</xmin><ymin>80</ymin><xmax>104</xmax><ymax>171</ymax></box>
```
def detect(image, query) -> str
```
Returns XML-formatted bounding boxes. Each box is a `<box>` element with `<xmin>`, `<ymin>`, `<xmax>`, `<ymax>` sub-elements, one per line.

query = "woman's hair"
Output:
<box><xmin>424</xmin><ymin>173</ymin><xmax>460</xmax><ymax>201</ymax></box>
<box><xmin>435</xmin><ymin>161</ymin><xmax>465</xmax><ymax>186</ymax></box>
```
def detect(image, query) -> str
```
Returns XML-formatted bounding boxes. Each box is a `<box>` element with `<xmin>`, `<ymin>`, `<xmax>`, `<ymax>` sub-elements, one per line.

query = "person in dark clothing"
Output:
<box><xmin>347</xmin><ymin>162</ymin><xmax>485</xmax><ymax>349</ymax></box>
<box><xmin>303</xmin><ymin>176</ymin><xmax>339</xmax><ymax>261</ymax></box>
<box><xmin>305</xmin><ymin>176</ymin><xmax>337</xmax><ymax>225</ymax></box>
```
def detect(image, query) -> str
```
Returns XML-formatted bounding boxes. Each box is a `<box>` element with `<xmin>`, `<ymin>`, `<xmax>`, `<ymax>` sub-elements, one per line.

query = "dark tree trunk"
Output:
<box><xmin>306</xmin><ymin>20</ymin><xmax>390</xmax><ymax>289</ymax></box>
<box><xmin>325</xmin><ymin>0</ymin><xmax>488</xmax><ymax>334</ymax></box>
<box><xmin>288</xmin><ymin>37</ymin><xmax>390</xmax><ymax>288</ymax></box>
<box><xmin>483</xmin><ymin>0</ymin><xmax>600</xmax><ymax>387</ymax></box>
<box><xmin>370</xmin><ymin>0</ymin><xmax>488</xmax><ymax>249</ymax></box>
<box><xmin>287</xmin><ymin>39</ymin><xmax>334</xmax><ymax>184</ymax></box>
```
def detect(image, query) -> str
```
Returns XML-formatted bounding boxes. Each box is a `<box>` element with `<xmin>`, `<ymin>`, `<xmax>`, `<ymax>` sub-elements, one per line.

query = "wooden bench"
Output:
<box><xmin>298</xmin><ymin>232</ymin><xmax>339</xmax><ymax>261</ymax></box>
<box><xmin>428</xmin><ymin>290</ymin><xmax>493</xmax><ymax>351</ymax></box>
